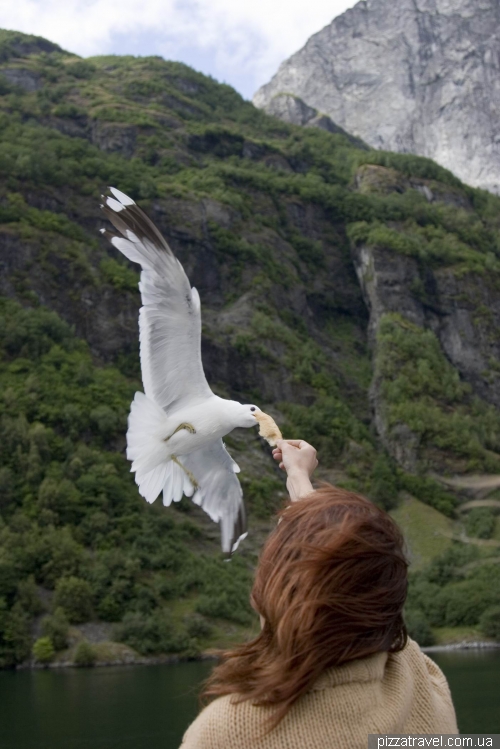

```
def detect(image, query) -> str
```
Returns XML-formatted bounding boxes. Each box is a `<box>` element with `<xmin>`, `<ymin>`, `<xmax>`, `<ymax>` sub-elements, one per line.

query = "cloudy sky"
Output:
<box><xmin>0</xmin><ymin>0</ymin><xmax>358</xmax><ymax>99</ymax></box>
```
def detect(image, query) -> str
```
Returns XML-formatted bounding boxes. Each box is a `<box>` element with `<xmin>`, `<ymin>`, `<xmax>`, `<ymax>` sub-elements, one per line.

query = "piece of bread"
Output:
<box><xmin>254</xmin><ymin>411</ymin><xmax>282</xmax><ymax>446</ymax></box>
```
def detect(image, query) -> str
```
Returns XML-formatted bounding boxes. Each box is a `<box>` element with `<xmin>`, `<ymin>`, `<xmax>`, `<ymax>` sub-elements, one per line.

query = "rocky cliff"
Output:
<box><xmin>254</xmin><ymin>0</ymin><xmax>500</xmax><ymax>193</ymax></box>
<box><xmin>0</xmin><ymin>30</ymin><xmax>499</xmax><ymax>665</ymax></box>
<box><xmin>350</xmin><ymin>163</ymin><xmax>500</xmax><ymax>477</ymax></box>
<box><xmin>2</xmin><ymin>28</ymin><xmax>500</xmax><ymax>488</ymax></box>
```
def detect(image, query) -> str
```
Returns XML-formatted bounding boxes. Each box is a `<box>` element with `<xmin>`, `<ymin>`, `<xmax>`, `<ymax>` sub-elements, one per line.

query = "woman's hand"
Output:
<box><xmin>272</xmin><ymin>439</ymin><xmax>318</xmax><ymax>476</ymax></box>
<box><xmin>272</xmin><ymin>440</ymin><xmax>318</xmax><ymax>502</ymax></box>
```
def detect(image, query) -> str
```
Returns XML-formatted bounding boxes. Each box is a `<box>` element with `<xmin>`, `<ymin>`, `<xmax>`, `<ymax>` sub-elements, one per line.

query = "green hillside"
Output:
<box><xmin>0</xmin><ymin>29</ymin><xmax>499</xmax><ymax>665</ymax></box>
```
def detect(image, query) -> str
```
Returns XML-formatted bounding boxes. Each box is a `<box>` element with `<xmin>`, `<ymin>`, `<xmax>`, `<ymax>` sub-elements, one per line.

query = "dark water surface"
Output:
<box><xmin>0</xmin><ymin>660</ymin><xmax>213</xmax><ymax>749</ymax></box>
<box><xmin>430</xmin><ymin>649</ymin><xmax>500</xmax><ymax>733</ymax></box>
<box><xmin>0</xmin><ymin>650</ymin><xmax>498</xmax><ymax>749</ymax></box>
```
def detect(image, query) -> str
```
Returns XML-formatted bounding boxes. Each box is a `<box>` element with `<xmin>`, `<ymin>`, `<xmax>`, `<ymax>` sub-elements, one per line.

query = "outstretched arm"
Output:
<box><xmin>272</xmin><ymin>439</ymin><xmax>318</xmax><ymax>502</ymax></box>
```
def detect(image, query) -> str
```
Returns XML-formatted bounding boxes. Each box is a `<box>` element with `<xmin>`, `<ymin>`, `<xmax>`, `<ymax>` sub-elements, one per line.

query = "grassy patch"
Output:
<box><xmin>432</xmin><ymin>626</ymin><xmax>484</xmax><ymax>645</ymax></box>
<box><xmin>391</xmin><ymin>494</ymin><xmax>454</xmax><ymax>569</ymax></box>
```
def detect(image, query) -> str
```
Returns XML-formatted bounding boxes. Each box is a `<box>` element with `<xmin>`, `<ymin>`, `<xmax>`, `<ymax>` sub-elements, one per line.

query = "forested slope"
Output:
<box><xmin>0</xmin><ymin>30</ymin><xmax>499</xmax><ymax>666</ymax></box>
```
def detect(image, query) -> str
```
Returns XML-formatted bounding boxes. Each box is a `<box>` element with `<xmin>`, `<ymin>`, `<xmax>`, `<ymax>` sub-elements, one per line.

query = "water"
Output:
<box><xmin>0</xmin><ymin>650</ymin><xmax>498</xmax><ymax>748</ymax></box>
<box><xmin>0</xmin><ymin>660</ymin><xmax>213</xmax><ymax>749</ymax></box>
<box><xmin>429</xmin><ymin>649</ymin><xmax>500</xmax><ymax>733</ymax></box>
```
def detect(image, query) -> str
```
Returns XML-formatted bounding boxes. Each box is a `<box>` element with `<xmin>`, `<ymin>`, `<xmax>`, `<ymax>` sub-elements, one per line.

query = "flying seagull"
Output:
<box><xmin>100</xmin><ymin>187</ymin><xmax>280</xmax><ymax>554</ymax></box>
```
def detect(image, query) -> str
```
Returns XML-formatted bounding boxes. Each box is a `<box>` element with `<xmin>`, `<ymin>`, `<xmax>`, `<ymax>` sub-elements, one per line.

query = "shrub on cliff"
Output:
<box><xmin>376</xmin><ymin>314</ymin><xmax>500</xmax><ymax>479</ymax></box>
<box><xmin>404</xmin><ymin>609</ymin><xmax>435</xmax><ymax>647</ymax></box>
<box><xmin>465</xmin><ymin>508</ymin><xmax>496</xmax><ymax>539</ymax></box>
<box><xmin>32</xmin><ymin>636</ymin><xmax>55</xmax><ymax>664</ymax></box>
<box><xmin>54</xmin><ymin>577</ymin><xmax>93</xmax><ymax>623</ymax></box>
<box><xmin>74</xmin><ymin>640</ymin><xmax>96</xmax><ymax>667</ymax></box>
<box><xmin>407</xmin><ymin>546</ymin><xmax>500</xmax><ymax>630</ymax></box>
<box><xmin>0</xmin><ymin>601</ymin><xmax>31</xmax><ymax>668</ymax></box>
<box><xmin>479</xmin><ymin>606</ymin><xmax>500</xmax><ymax>641</ymax></box>
<box><xmin>114</xmin><ymin>609</ymin><xmax>193</xmax><ymax>655</ymax></box>
<box><xmin>41</xmin><ymin>607</ymin><xmax>69</xmax><ymax>651</ymax></box>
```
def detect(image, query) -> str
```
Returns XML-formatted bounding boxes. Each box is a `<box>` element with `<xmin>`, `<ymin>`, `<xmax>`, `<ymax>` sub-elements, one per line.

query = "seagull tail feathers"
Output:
<box><xmin>126</xmin><ymin>392</ymin><xmax>194</xmax><ymax>504</ymax></box>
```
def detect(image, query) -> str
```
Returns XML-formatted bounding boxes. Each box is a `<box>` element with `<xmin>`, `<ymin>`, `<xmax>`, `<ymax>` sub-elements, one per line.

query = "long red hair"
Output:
<box><xmin>202</xmin><ymin>485</ymin><xmax>408</xmax><ymax>726</ymax></box>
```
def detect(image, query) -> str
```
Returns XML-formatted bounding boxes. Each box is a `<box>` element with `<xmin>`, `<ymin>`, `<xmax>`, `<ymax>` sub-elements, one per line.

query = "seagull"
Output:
<box><xmin>100</xmin><ymin>187</ymin><xmax>269</xmax><ymax>554</ymax></box>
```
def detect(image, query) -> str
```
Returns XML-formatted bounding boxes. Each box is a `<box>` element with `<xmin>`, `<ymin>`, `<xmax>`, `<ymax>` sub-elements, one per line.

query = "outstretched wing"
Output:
<box><xmin>101</xmin><ymin>187</ymin><xmax>212</xmax><ymax>412</ymax></box>
<box><xmin>181</xmin><ymin>440</ymin><xmax>247</xmax><ymax>555</ymax></box>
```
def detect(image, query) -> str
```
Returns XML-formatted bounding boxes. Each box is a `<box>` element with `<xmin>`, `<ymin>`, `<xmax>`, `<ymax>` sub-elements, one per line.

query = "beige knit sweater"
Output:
<box><xmin>180</xmin><ymin>639</ymin><xmax>458</xmax><ymax>748</ymax></box>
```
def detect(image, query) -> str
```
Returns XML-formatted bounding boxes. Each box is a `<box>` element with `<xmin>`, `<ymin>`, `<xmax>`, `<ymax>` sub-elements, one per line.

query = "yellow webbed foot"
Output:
<box><xmin>171</xmin><ymin>455</ymin><xmax>199</xmax><ymax>490</ymax></box>
<box><xmin>164</xmin><ymin>423</ymin><xmax>197</xmax><ymax>442</ymax></box>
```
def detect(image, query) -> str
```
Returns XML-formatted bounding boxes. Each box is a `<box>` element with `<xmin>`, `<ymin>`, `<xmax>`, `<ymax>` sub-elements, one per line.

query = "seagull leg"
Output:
<box><xmin>171</xmin><ymin>455</ymin><xmax>199</xmax><ymax>490</ymax></box>
<box><xmin>163</xmin><ymin>423</ymin><xmax>196</xmax><ymax>442</ymax></box>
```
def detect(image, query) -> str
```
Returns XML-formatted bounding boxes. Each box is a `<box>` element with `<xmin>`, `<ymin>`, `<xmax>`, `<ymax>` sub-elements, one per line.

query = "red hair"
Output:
<box><xmin>202</xmin><ymin>485</ymin><xmax>408</xmax><ymax>726</ymax></box>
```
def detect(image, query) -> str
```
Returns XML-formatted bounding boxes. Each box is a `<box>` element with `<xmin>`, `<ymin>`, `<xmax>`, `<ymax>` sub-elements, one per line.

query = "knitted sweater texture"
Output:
<box><xmin>180</xmin><ymin>639</ymin><xmax>458</xmax><ymax>748</ymax></box>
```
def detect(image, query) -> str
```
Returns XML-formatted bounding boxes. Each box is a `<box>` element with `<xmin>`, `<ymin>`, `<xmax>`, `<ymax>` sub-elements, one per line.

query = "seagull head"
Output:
<box><xmin>235</xmin><ymin>403</ymin><xmax>262</xmax><ymax>428</ymax></box>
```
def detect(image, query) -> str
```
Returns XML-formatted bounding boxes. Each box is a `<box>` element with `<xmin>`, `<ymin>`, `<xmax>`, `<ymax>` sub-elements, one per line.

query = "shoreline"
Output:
<box><xmin>422</xmin><ymin>640</ymin><xmax>500</xmax><ymax>653</ymax></box>
<box><xmin>16</xmin><ymin>651</ymin><xmax>219</xmax><ymax>670</ymax></box>
<box><xmin>15</xmin><ymin>640</ymin><xmax>500</xmax><ymax>670</ymax></box>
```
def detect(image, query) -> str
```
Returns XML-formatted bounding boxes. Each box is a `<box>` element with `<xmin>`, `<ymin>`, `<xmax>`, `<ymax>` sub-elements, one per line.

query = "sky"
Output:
<box><xmin>0</xmin><ymin>0</ymin><xmax>358</xmax><ymax>99</ymax></box>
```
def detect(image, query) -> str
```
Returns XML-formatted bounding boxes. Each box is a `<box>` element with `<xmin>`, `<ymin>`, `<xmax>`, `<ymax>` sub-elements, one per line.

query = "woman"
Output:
<box><xmin>181</xmin><ymin>440</ymin><xmax>458</xmax><ymax>748</ymax></box>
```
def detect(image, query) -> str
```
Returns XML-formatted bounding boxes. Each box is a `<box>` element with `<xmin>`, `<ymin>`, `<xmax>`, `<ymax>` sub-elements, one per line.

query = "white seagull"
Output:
<box><xmin>100</xmin><ymin>187</ymin><xmax>265</xmax><ymax>554</ymax></box>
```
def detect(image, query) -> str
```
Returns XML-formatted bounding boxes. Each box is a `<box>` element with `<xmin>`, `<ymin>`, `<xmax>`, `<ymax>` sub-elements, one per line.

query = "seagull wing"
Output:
<box><xmin>181</xmin><ymin>440</ymin><xmax>247</xmax><ymax>555</ymax></box>
<box><xmin>101</xmin><ymin>187</ymin><xmax>212</xmax><ymax>412</ymax></box>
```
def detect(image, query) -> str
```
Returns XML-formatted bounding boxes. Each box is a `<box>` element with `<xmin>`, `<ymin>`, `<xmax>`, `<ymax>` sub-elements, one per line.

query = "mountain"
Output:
<box><xmin>253</xmin><ymin>0</ymin><xmax>500</xmax><ymax>193</ymax></box>
<box><xmin>0</xmin><ymin>29</ymin><xmax>499</xmax><ymax>667</ymax></box>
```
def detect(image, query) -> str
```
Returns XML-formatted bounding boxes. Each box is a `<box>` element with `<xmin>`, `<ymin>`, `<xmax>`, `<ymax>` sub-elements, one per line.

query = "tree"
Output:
<box><xmin>479</xmin><ymin>606</ymin><xmax>500</xmax><ymax>641</ymax></box>
<box><xmin>465</xmin><ymin>508</ymin><xmax>496</xmax><ymax>539</ymax></box>
<box><xmin>54</xmin><ymin>576</ymin><xmax>92</xmax><ymax>623</ymax></box>
<box><xmin>74</xmin><ymin>640</ymin><xmax>96</xmax><ymax>667</ymax></box>
<box><xmin>33</xmin><ymin>636</ymin><xmax>55</xmax><ymax>663</ymax></box>
<box><xmin>404</xmin><ymin>608</ymin><xmax>435</xmax><ymax>647</ymax></box>
<box><xmin>41</xmin><ymin>607</ymin><xmax>69</xmax><ymax>650</ymax></box>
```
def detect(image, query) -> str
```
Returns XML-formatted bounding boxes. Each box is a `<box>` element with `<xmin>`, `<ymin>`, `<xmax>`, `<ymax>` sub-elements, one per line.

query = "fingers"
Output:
<box><xmin>276</xmin><ymin>439</ymin><xmax>302</xmax><ymax>448</ymax></box>
<box><xmin>272</xmin><ymin>448</ymin><xmax>285</xmax><ymax>470</ymax></box>
<box><xmin>279</xmin><ymin>440</ymin><xmax>315</xmax><ymax>458</ymax></box>
<box><xmin>273</xmin><ymin>440</ymin><xmax>318</xmax><ymax>477</ymax></box>
<box><xmin>273</xmin><ymin>450</ymin><xmax>285</xmax><ymax>471</ymax></box>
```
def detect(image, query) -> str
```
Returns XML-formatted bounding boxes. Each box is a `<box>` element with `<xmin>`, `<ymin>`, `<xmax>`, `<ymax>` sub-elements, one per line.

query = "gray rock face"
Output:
<box><xmin>254</xmin><ymin>0</ymin><xmax>500</xmax><ymax>192</ymax></box>
<box><xmin>1</xmin><ymin>68</ymin><xmax>42</xmax><ymax>92</ymax></box>
<box><xmin>261</xmin><ymin>92</ymin><xmax>367</xmax><ymax>147</ymax></box>
<box><xmin>90</xmin><ymin>121</ymin><xmax>137</xmax><ymax>158</ymax></box>
<box><xmin>351</xmin><ymin>234</ymin><xmax>500</xmax><ymax>468</ymax></box>
<box><xmin>353</xmin><ymin>238</ymin><xmax>500</xmax><ymax>411</ymax></box>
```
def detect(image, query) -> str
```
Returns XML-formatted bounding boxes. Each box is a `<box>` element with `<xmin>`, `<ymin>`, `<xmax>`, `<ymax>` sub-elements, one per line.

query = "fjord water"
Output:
<box><xmin>430</xmin><ymin>650</ymin><xmax>500</xmax><ymax>732</ymax></box>
<box><xmin>0</xmin><ymin>660</ymin><xmax>213</xmax><ymax>749</ymax></box>
<box><xmin>0</xmin><ymin>651</ymin><xmax>498</xmax><ymax>748</ymax></box>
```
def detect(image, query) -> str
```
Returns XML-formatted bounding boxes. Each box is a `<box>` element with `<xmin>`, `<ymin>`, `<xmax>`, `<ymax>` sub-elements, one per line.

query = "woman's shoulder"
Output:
<box><xmin>393</xmin><ymin>637</ymin><xmax>449</xmax><ymax>684</ymax></box>
<box><xmin>387</xmin><ymin>638</ymin><xmax>458</xmax><ymax>732</ymax></box>
<box><xmin>388</xmin><ymin>637</ymin><xmax>450</xmax><ymax>690</ymax></box>
<box><xmin>180</xmin><ymin>641</ymin><xmax>457</xmax><ymax>746</ymax></box>
<box><xmin>180</xmin><ymin>696</ymin><xmax>231</xmax><ymax>749</ymax></box>
<box><xmin>180</xmin><ymin>694</ymin><xmax>262</xmax><ymax>749</ymax></box>
<box><xmin>410</xmin><ymin>638</ymin><xmax>456</xmax><ymax>695</ymax></box>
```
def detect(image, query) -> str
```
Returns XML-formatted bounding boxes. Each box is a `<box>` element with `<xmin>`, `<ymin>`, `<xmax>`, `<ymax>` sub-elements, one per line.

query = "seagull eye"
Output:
<box><xmin>250</xmin><ymin>407</ymin><xmax>256</xmax><ymax>412</ymax></box>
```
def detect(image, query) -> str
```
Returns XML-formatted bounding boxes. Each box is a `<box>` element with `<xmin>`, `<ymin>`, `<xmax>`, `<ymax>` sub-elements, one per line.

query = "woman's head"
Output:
<box><xmin>252</xmin><ymin>485</ymin><xmax>408</xmax><ymax>660</ymax></box>
<box><xmin>203</xmin><ymin>485</ymin><xmax>408</xmax><ymax>725</ymax></box>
